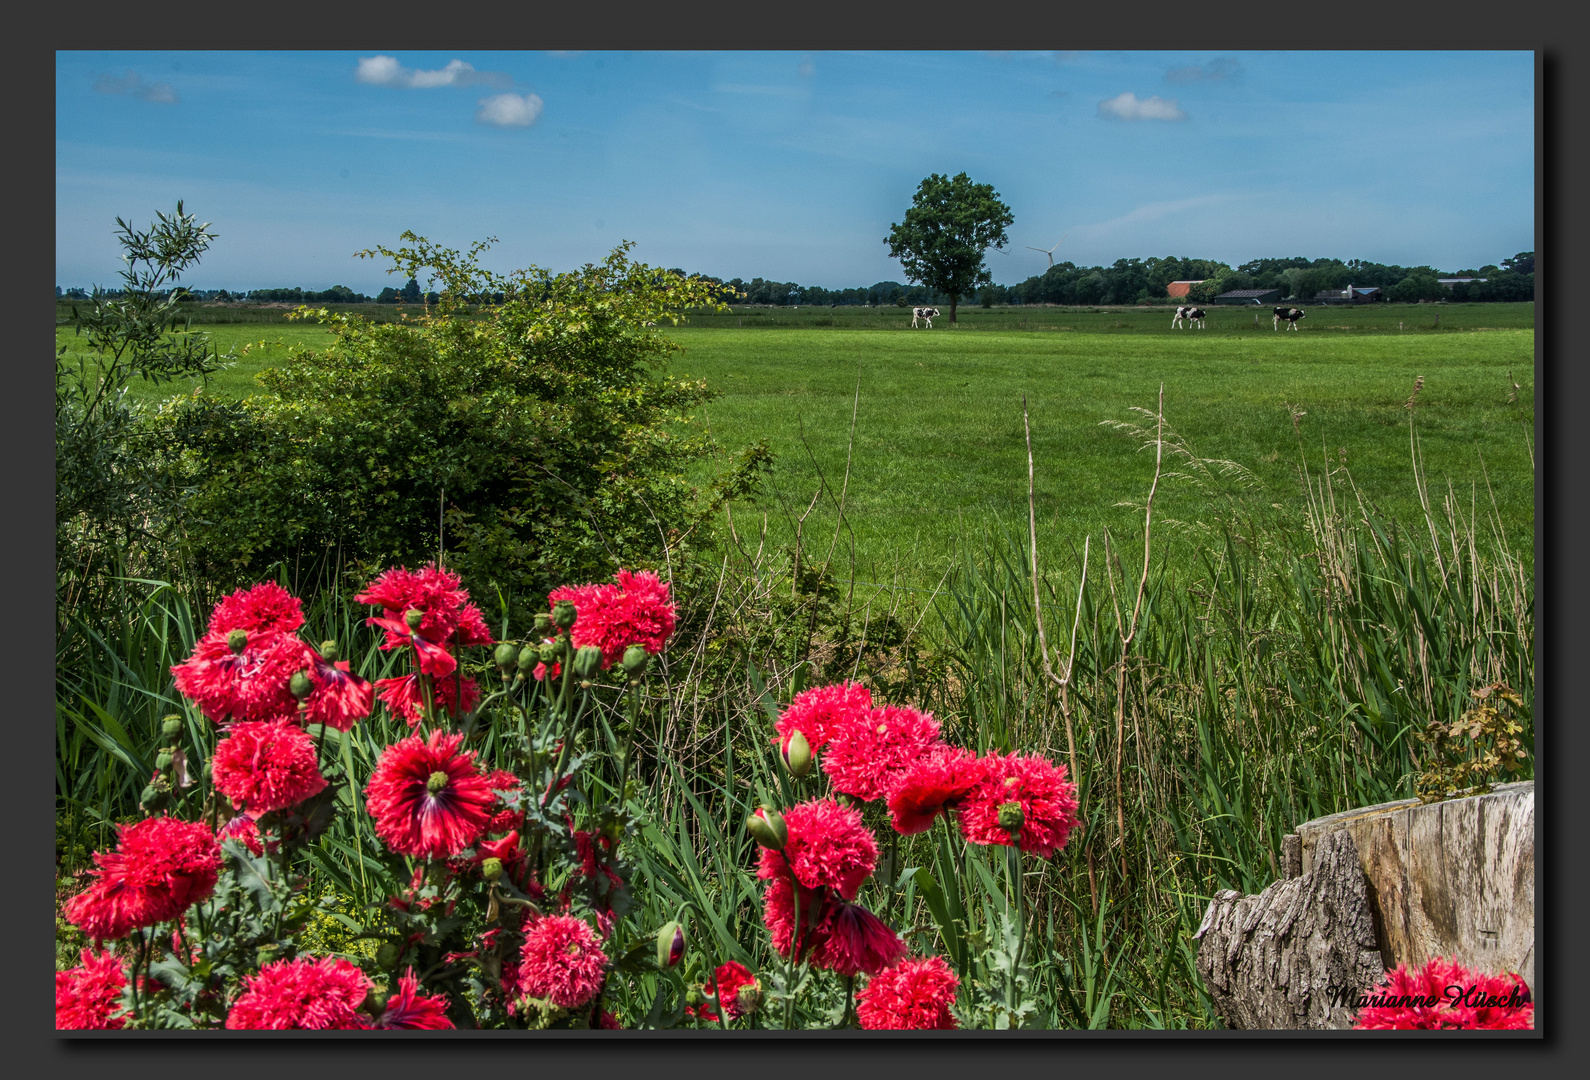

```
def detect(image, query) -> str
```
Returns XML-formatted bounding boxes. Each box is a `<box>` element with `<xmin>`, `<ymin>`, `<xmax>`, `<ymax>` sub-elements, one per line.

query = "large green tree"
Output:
<box><xmin>885</xmin><ymin>172</ymin><xmax>1014</xmax><ymax>324</ymax></box>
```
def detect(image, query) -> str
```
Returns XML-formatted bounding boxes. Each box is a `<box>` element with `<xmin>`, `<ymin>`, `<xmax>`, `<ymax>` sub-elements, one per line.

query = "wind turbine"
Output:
<box><xmin>1026</xmin><ymin>233</ymin><xmax>1069</xmax><ymax>268</ymax></box>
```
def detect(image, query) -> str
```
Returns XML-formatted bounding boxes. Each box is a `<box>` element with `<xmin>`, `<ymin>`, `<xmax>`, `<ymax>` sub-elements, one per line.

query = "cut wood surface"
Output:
<box><xmin>1194</xmin><ymin>828</ymin><xmax>1384</xmax><ymax>1029</ymax></box>
<box><xmin>1293</xmin><ymin>780</ymin><xmax>1534</xmax><ymax>995</ymax></box>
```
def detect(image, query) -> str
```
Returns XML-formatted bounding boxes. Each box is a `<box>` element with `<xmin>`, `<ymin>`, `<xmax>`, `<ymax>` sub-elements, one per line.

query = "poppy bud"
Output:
<box><xmin>533</xmin><ymin>613</ymin><xmax>553</xmax><ymax>636</ymax></box>
<box><xmin>227</xmin><ymin>629</ymin><xmax>249</xmax><ymax>654</ymax></box>
<box><xmin>745</xmin><ymin>806</ymin><xmax>787</xmax><ymax>851</ymax></box>
<box><xmin>155</xmin><ymin>751</ymin><xmax>174</xmax><ymax>771</ymax></box>
<box><xmin>404</xmin><ymin>608</ymin><xmax>425</xmax><ymax>631</ymax></box>
<box><xmin>621</xmin><ymin>645</ymin><xmax>650</xmax><ymax>680</ymax></box>
<box><xmin>140</xmin><ymin>783</ymin><xmax>167</xmax><ymax>810</ymax></box>
<box><xmin>781</xmin><ymin>730</ymin><xmax>813</xmax><ymax>778</ymax></box>
<box><xmin>539</xmin><ymin>641</ymin><xmax>561</xmax><ymax>667</ymax></box>
<box><xmin>494</xmin><ymin>642</ymin><xmax>519</xmax><ymax>671</ymax></box>
<box><xmin>481</xmin><ymin>857</ymin><xmax>503</xmax><ymax>883</ymax></box>
<box><xmin>736</xmin><ymin>978</ymin><xmax>764</xmax><ymax>1017</ymax></box>
<box><xmin>161</xmin><ymin>716</ymin><xmax>183</xmax><ymax>738</ymax></box>
<box><xmin>319</xmin><ymin>640</ymin><xmax>339</xmax><ymax>662</ymax></box>
<box><xmin>375</xmin><ymin>943</ymin><xmax>401</xmax><ymax>969</ymax></box>
<box><xmin>997</xmin><ymin>801</ymin><xmax>1025</xmax><ymax>834</ymax></box>
<box><xmin>656</xmin><ymin>921</ymin><xmax>686</xmax><ymax>969</ymax></box>
<box><xmin>573</xmin><ymin>645</ymin><xmax>604</xmax><ymax>685</ymax></box>
<box><xmin>289</xmin><ymin>670</ymin><xmax>315</xmax><ymax>701</ymax></box>
<box><xmin>552</xmin><ymin>600</ymin><xmax>577</xmax><ymax>631</ymax></box>
<box><xmin>517</xmin><ymin>645</ymin><xmax>538</xmax><ymax>672</ymax></box>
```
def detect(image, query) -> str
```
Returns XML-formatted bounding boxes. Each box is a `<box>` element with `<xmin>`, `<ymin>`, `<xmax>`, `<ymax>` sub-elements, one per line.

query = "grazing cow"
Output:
<box><xmin>1273</xmin><ymin>306</ymin><xmax>1306</xmax><ymax>331</ymax></box>
<box><xmin>1172</xmin><ymin>305</ymin><xmax>1190</xmax><ymax>329</ymax></box>
<box><xmin>912</xmin><ymin>306</ymin><xmax>940</xmax><ymax>329</ymax></box>
<box><xmin>1186</xmin><ymin>306</ymin><xmax>1207</xmax><ymax>329</ymax></box>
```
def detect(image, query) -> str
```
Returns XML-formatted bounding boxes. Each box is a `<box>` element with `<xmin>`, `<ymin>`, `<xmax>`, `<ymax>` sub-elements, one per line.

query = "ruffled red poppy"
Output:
<box><xmin>690</xmin><ymin>961</ymin><xmax>760</xmax><ymax>1023</ymax></box>
<box><xmin>886</xmin><ymin>746</ymin><xmax>987</xmax><ymax>835</ymax></box>
<box><xmin>225</xmin><ymin>956</ymin><xmax>373</xmax><ymax>1029</ymax></box>
<box><xmin>55</xmin><ymin>948</ymin><xmax>129</xmax><ymax>1029</ymax></box>
<box><xmin>821</xmin><ymin>704</ymin><xmax>943</xmax><ymax>802</ymax></box>
<box><xmin>1353</xmin><ymin>956</ymin><xmax>1533</xmax><ymax>1029</ymax></box>
<box><xmin>64</xmin><ymin>816</ymin><xmax>222</xmax><ymax>942</ymax></box>
<box><xmin>365</xmin><ymin>730</ymin><xmax>495</xmax><ymax>858</ymax></box>
<box><xmin>773</xmin><ymin>681</ymin><xmax>873</xmax><ymax>755</ymax></box>
<box><xmin>958</xmin><ymin>752</ymin><xmax>1079</xmax><ymax>858</ymax></box>
<box><xmin>547</xmin><ymin>569</ymin><xmax>676</xmax><ymax>669</ymax></box>
<box><xmin>517</xmin><ymin>915</ymin><xmax>608</xmax><ymax>1010</ymax></box>
<box><xmin>207</xmin><ymin>581</ymin><xmax>306</xmax><ymax>636</ymax></box>
<box><xmin>211</xmin><ymin>718</ymin><xmax>328</xmax><ymax>814</ymax></box>
<box><xmin>857</xmin><ymin>955</ymin><xmax>960</xmax><ymax>1030</ymax></box>
<box><xmin>756</xmin><ymin>797</ymin><xmax>878</xmax><ymax>900</ymax></box>
<box><xmin>374</xmin><ymin>671</ymin><xmax>480</xmax><ymax>727</ymax></box>
<box><xmin>808</xmin><ymin>900</ymin><xmax>907</xmax><ymax>978</ymax></box>
<box><xmin>171</xmin><ymin>628</ymin><xmax>317</xmax><ymax>724</ymax></box>
<box><xmin>302</xmin><ymin>654</ymin><xmax>373</xmax><ymax>731</ymax></box>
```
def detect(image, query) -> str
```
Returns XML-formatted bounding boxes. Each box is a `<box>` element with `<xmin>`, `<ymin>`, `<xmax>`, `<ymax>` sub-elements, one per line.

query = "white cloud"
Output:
<box><xmin>1166</xmin><ymin>57</ymin><xmax>1242</xmax><ymax>83</ymax></box>
<box><xmin>475</xmin><ymin>92</ymin><xmax>544</xmax><ymax>127</ymax></box>
<box><xmin>92</xmin><ymin>71</ymin><xmax>177</xmax><ymax>104</ymax></box>
<box><xmin>356</xmin><ymin>56</ymin><xmax>513</xmax><ymax>90</ymax></box>
<box><xmin>1097</xmin><ymin>92</ymin><xmax>1188</xmax><ymax>122</ymax></box>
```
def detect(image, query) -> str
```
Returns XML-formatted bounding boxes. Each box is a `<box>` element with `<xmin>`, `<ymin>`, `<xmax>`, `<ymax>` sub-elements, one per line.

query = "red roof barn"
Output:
<box><xmin>1166</xmin><ymin>280</ymin><xmax>1206</xmax><ymax>298</ymax></box>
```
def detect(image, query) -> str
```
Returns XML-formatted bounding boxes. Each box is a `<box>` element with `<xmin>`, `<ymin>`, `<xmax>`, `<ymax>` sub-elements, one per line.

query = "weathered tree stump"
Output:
<box><xmin>1194</xmin><ymin>781</ymin><xmax>1535</xmax><ymax>1029</ymax></box>
<box><xmin>1195</xmin><ymin>829</ymin><xmax>1384</xmax><ymax>1029</ymax></box>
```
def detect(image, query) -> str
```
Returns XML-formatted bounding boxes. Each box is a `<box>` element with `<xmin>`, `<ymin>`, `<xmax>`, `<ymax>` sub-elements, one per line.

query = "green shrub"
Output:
<box><xmin>176</xmin><ymin>233</ymin><xmax>770</xmax><ymax>618</ymax></box>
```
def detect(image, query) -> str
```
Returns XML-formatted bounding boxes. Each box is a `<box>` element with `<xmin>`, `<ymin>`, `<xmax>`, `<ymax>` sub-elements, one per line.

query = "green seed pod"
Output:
<box><xmin>621</xmin><ymin>644</ymin><xmax>650</xmax><ymax>680</ymax></box>
<box><xmin>289</xmin><ymin>669</ymin><xmax>315</xmax><ymax>701</ymax></box>
<box><xmin>363</xmin><ymin>987</ymin><xmax>390</xmax><ymax>1016</ymax></box>
<box><xmin>745</xmin><ymin>806</ymin><xmax>787</xmax><ymax>851</ymax></box>
<box><xmin>319</xmin><ymin>639</ymin><xmax>339</xmax><ymax>663</ymax></box>
<box><xmin>656</xmin><ymin>921</ymin><xmax>686</xmax><ymax>969</ymax></box>
<box><xmin>480</xmin><ymin>857</ymin><xmax>503</xmax><ymax>883</ymax></box>
<box><xmin>518</xmin><ymin>644</ymin><xmax>539</xmax><ymax>673</ymax></box>
<box><xmin>155</xmin><ymin>751</ymin><xmax>174</xmax><ymax>771</ymax></box>
<box><xmin>735</xmin><ymin>977</ymin><xmax>764</xmax><ymax>1018</ymax></box>
<box><xmin>781</xmin><ymin>730</ymin><xmax>813</xmax><ymax>778</ymax></box>
<box><xmin>404</xmin><ymin>608</ymin><xmax>425</xmax><ymax>631</ymax></box>
<box><xmin>141</xmin><ymin>784</ymin><xmax>169</xmax><ymax>810</ymax></box>
<box><xmin>552</xmin><ymin>599</ymin><xmax>577</xmax><ymax>631</ymax></box>
<box><xmin>375</xmin><ymin>943</ymin><xmax>401</xmax><ymax>969</ymax></box>
<box><xmin>538</xmin><ymin>641</ymin><xmax>561</xmax><ymax>667</ymax></box>
<box><xmin>494</xmin><ymin>642</ymin><xmax>519</xmax><ymax>671</ymax></box>
<box><xmin>997</xmin><ymin>801</ymin><xmax>1026</xmax><ymax>834</ymax></box>
<box><xmin>161</xmin><ymin>716</ymin><xmax>184</xmax><ymax>738</ymax></box>
<box><xmin>572</xmin><ymin>645</ymin><xmax>604</xmax><ymax>684</ymax></box>
<box><xmin>226</xmin><ymin>629</ymin><xmax>249</xmax><ymax>654</ymax></box>
<box><xmin>533</xmin><ymin>613</ymin><xmax>553</xmax><ymax>636</ymax></box>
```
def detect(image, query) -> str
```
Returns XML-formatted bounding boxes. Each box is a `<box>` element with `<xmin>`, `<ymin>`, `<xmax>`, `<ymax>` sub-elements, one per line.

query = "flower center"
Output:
<box><xmin>426</xmin><ymin>771</ymin><xmax>450</xmax><ymax>794</ymax></box>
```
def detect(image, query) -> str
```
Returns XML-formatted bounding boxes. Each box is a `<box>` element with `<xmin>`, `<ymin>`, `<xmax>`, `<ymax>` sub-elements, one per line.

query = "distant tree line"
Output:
<box><xmin>56</xmin><ymin>252</ymin><xmax>1534</xmax><ymax>308</ymax></box>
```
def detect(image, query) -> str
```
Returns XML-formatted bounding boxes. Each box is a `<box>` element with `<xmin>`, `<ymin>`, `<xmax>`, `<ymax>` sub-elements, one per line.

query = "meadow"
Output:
<box><xmin>56</xmin><ymin>295</ymin><xmax>1536</xmax><ymax>1028</ymax></box>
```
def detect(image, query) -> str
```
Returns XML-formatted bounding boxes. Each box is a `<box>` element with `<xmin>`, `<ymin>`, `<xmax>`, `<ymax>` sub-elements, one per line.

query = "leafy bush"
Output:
<box><xmin>177</xmin><ymin>232</ymin><xmax>769</xmax><ymax>615</ymax></box>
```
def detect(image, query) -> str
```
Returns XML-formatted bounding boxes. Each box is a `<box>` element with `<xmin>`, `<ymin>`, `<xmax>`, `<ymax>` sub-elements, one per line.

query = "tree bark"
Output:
<box><xmin>1194</xmin><ymin>828</ymin><xmax>1384</xmax><ymax>1029</ymax></box>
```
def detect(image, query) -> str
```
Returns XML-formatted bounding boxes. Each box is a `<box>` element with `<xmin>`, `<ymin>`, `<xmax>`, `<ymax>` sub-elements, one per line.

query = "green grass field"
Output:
<box><xmin>57</xmin><ymin>302</ymin><xmax>1535</xmax><ymax>590</ymax></box>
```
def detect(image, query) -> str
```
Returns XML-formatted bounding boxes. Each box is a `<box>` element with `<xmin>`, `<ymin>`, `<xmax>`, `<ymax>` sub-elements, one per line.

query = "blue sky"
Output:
<box><xmin>55</xmin><ymin>50</ymin><xmax>1535</xmax><ymax>293</ymax></box>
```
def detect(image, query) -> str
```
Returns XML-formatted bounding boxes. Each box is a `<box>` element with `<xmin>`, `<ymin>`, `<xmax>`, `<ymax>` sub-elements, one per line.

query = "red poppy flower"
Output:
<box><xmin>374</xmin><ymin>671</ymin><xmax>480</xmax><ymax>727</ymax></box>
<box><xmin>821</xmin><ymin>703</ymin><xmax>943</xmax><ymax>803</ymax></box>
<box><xmin>690</xmin><ymin>961</ymin><xmax>760</xmax><ymax>1023</ymax></box>
<box><xmin>517</xmin><ymin>915</ymin><xmax>608</xmax><ymax>1009</ymax></box>
<box><xmin>374</xmin><ymin>968</ymin><xmax>454</xmax><ymax>1029</ymax></box>
<box><xmin>64</xmin><ymin>816</ymin><xmax>222</xmax><ymax>942</ymax></box>
<box><xmin>756</xmin><ymin>797</ymin><xmax>878</xmax><ymax>900</ymax></box>
<box><xmin>548</xmin><ymin>568</ymin><xmax>677</xmax><ymax>669</ymax></box>
<box><xmin>365</xmin><ymin>730</ymin><xmax>496</xmax><ymax>858</ymax></box>
<box><xmin>886</xmin><ymin>746</ymin><xmax>987</xmax><ymax>835</ymax></box>
<box><xmin>171</xmin><ymin>628</ymin><xmax>317</xmax><ymax>724</ymax></box>
<box><xmin>225</xmin><ymin>956</ymin><xmax>373</xmax><ymax>1029</ymax></box>
<box><xmin>773</xmin><ymin>681</ymin><xmax>873</xmax><ymax>755</ymax></box>
<box><xmin>219</xmin><ymin>812</ymin><xmax>272</xmax><ymax>857</ymax></box>
<box><xmin>807</xmin><ymin>900</ymin><xmax>906</xmax><ymax>977</ymax></box>
<box><xmin>761</xmin><ymin>874</ymin><xmax>827</xmax><ymax>961</ymax></box>
<box><xmin>302</xmin><ymin>654</ymin><xmax>373</xmax><ymax>732</ymax></box>
<box><xmin>959</xmin><ymin>752</ymin><xmax>1079</xmax><ymax>858</ymax></box>
<box><xmin>857</xmin><ymin>956</ymin><xmax>960</xmax><ymax>1030</ymax></box>
<box><xmin>595</xmin><ymin>1008</ymin><xmax>624</xmax><ymax>1029</ymax></box>
<box><xmin>1353</xmin><ymin>956</ymin><xmax>1533</xmax><ymax>1029</ymax></box>
<box><xmin>211</xmin><ymin>718</ymin><xmax>327</xmax><ymax>814</ymax></box>
<box><xmin>207</xmin><ymin>581</ymin><xmax>306</xmax><ymax>636</ymax></box>
<box><xmin>356</xmin><ymin>564</ymin><xmax>485</xmax><ymax>652</ymax></box>
<box><xmin>55</xmin><ymin>948</ymin><xmax>129</xmax><ymax>1029</ymax></box>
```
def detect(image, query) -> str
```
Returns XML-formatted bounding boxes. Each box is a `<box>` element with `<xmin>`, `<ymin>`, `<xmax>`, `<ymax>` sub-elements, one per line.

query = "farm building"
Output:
<box><xmin>1312</xmin><ymin>285</ymin><xmax>1386</xmax><ymax>304</ymax></box>
<box><xmin>1212</xmin><ymin>288</ymin><xmax>1282</xmax><ymax>305</ymax></box>
<box><xmin>1166</xmin><ymin>280</ymin><xmax>1206</xmax><ymax>298</ymax></box>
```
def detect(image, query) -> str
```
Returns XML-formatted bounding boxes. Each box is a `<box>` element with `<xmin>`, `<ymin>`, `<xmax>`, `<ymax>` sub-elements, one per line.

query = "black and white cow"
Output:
<box><xmin>1172</xmin><ymin>305</ymin><xmax>1190</xmax><ymax>329</ymax></box>
<box><xmin>1186</xmin><ymin>306</ymin><xmax>1206</xmax><ymax>329</ymax></box>
<box><xmin>912</xmin><ymin>306</ymin><xmax>940</xmax><ymax>329</ymax></box>
<box><xmin>1273</xmin><ymin>306</ymin><xmax>1306</xmax><ymax>331</ymax></box>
